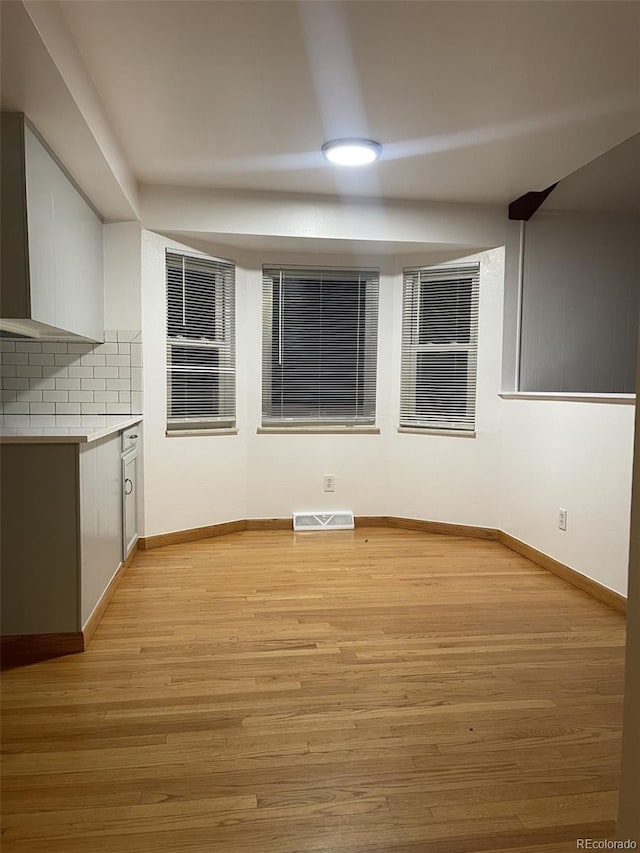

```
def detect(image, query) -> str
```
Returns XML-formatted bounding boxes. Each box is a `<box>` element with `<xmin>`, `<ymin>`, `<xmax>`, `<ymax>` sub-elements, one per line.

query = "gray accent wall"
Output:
<box><xmin>519</xmin><ymin>211</ymin><xmax>639</xmax><ymax>393</ymax></box>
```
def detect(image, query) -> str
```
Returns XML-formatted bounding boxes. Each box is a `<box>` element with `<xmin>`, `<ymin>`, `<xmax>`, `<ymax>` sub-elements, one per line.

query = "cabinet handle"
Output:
<box><xmin>124</xmin><ymin>478</ymin><xmax>133</xmax><ymax>495</ymax></box>
<box><xmin>129</xmin><ymin>434</ymin><xmax>138</xmax><ymax>440</ymax></box>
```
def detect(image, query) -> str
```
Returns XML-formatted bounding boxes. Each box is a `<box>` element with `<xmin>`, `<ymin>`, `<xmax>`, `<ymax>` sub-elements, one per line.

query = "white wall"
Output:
<box><xmin>245</xmin><ymin>253</ymin><xmax>397</xmax><ymax>520</ymax></box>
<box><xmin>141</xmin><ymin>230</ymin><xmax>247</xmax><ymax>537</ymax></box>
<box><xmin>497</xmin><ymin>204</ymin><xmax>637</xmax><ymax>596</ymax></box>
<box><xmin>498</xmin><ymin>399</ymin><xmax>634</xmax><ymax>596</ymax></box>
<box><xmin>103</xmin><ymin>221</ymin><xmax>142</xmax><ymax>330</ymax></box>
<box><xmin>140</xmin><ymin>230</ymin><xmax>506</xmax><ymax>534</ymax></box>
<box><xmin>389</xmin><ymin>248</ymin><xmax>504</xmax><ymax>528</ymax></box>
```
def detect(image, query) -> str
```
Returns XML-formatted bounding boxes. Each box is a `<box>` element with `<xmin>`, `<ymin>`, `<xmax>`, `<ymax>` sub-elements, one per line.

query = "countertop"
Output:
<box><xmin>0</xmin><ymin>415</ymin><xmax>142</xmax><ymax>444</ymax></box>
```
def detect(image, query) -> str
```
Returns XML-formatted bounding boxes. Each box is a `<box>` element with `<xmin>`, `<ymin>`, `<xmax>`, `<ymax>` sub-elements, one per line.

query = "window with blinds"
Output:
<box><xmin>400</xmin><ymin>263</ymin><xmax>480</xmax><ymax>432</ymax></box>
<box><xmin>166</xmin><ymin>251</ymin><xmax>235</xmax><ymax>431</ymax></box>
<box><xmin>262</xmin><ymin>267</ymin><xmax>379</xmax><ymax>426</ymax></box>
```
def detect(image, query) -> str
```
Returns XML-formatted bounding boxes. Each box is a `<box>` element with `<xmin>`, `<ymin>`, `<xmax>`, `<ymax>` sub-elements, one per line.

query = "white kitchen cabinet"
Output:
<box><xmin>121</xmin><ymin>426</ymin><xmax>140</xmax><ymax>559</ymax></box>
<box><xmin>0</xmin><ymin>420</ymin><xmax>142</xmax><ymax>640</ymax></box>
<box><xmin>79</xmin><ymin>432</ymin><xmax>123</xmax><ymax>628</ymax></box>
<box><xmin>0</xmin><ymin>113</ymin><xmax>104</xmax><ymax>341</ymax></box>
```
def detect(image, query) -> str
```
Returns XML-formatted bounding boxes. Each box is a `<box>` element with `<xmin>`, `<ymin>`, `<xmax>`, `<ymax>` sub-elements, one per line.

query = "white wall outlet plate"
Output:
<box><xmin>559</xmin><ymin>508</ymin><xmax>568</xmax><ymax>531</ymax></box>
<box><xmin>323</xmin><ymin>475</ymin><xmax>336</xmax><ymax>492</ymax></box>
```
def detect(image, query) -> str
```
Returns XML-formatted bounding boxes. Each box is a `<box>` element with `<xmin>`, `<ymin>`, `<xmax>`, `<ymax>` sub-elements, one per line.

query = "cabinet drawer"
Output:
<box><xmin>121</xmin><ymin>425</ymin><xmax>141</xmax><ymax>453</ymax></box>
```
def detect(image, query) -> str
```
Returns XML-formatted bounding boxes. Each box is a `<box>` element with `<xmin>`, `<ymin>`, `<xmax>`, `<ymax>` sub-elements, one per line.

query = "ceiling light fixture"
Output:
<box><xmin>321</xmin><ymin>138</ymin><xmax>382</xmax><ymax>166</ymax></box>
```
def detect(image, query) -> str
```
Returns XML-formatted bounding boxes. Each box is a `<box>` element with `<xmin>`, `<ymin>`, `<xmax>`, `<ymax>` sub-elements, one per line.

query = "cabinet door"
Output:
<box><xmin>79</xmin><ymin>434</ymin><xmax>122</xmax><ymax>628</ymax></box>
<box><xmin>24</xmin><ymin>124</ymin><xmax>104</xmax><ymax>340</ymax></box>
<box><xmin>122</xmin><ymin>452</ymin><xmax>138</xmax><ymax>558</ymax></box>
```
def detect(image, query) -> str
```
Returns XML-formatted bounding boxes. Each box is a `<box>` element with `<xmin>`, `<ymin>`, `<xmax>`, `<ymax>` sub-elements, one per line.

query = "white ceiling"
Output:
<box><xmin>58</xmin><ymin>0</ymin><xmax>640</xmax><ymax>206</ymax></box>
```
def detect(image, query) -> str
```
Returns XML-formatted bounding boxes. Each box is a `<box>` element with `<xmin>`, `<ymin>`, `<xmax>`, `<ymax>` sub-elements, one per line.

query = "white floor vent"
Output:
<box><xmin>293</xmin><ymin>511</ymin><xmax>355</xmax><ymax>531</ymax></box>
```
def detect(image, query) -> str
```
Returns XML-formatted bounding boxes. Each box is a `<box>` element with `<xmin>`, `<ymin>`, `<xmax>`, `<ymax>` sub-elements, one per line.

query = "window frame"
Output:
<box><xmin>261</xmin><ymin>265</ymin><xmax>380</xmax><ymax>429</ymax></box>
<box><xmin>165</xmin><ymin>249</ymin><xmax>236</xmax><ymax>433</ymax></box>
<box><xmin>400</xmin><ymin>263</ymin><xmax>480</xmax><ymax>433</ymax></box>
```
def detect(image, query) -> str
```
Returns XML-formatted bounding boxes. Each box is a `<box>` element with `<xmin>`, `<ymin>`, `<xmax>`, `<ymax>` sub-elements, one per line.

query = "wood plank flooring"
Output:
<box><xmin>1</xmin><ymin>528</ymin><xmax>627</xmax><ymax>852</ymax></box>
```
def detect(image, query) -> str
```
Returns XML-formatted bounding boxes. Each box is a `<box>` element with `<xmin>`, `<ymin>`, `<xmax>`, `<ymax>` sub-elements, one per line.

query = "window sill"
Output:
<box><xmin>257</xmin><ymin>426</ymin><xmax>381</xmax><ymax>435</ymax></box>
<box><xmin>398</xmin><ymin>427</ymin><xmax>476</xmax><ymax>438</ymax></box>
<box><xmin>499</xmin><ymin>392</ymin><xmax>635</xmax><ymax>405</ymax></box>
<box><xmin>166</xmin><ymin>428</ymin><xmax>238</xmax><ymax>437</ymax></box>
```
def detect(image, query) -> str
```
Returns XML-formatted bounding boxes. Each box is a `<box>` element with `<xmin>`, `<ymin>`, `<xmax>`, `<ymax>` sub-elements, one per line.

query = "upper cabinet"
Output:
<box><xmin>0</xmin><ymin>113</ymin><xmax>104</xmax><ymax>341</ymax></box>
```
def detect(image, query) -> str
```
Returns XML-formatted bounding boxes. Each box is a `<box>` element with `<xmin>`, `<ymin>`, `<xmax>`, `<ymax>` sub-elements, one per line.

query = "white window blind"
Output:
<box><xmin>400</xmin><ymin>263</ymin><xmax>480</xmax><ymax>431</ymax></box>
<box><xmin>262</xmin><ymin>266</ymin><xmax>379</xmax><ymax>426</ymax></box>
<box><xmin>166</xmin><ymin>250</ymin><xmax>235</xmax><ymax>431</ymax></box>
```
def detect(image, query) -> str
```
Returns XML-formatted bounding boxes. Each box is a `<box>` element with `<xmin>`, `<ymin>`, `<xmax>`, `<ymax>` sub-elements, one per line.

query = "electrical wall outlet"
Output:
<box><xmin>558</xmin><ymin>508</ymin><xmax>568</xmax><ymax>531</ymax></box>
<box><xmin>323</xmin><ymin>475</ymin><xmax>336</xmax><ymax>492</ymax></box>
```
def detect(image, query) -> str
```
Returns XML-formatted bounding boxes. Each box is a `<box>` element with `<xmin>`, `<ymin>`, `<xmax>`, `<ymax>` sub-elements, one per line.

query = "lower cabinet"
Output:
<box><xmin>0</xmin><ymin>425</ymin><xmax>141</xmax><ymax>639</ymax></box>
<box><xmin>121</xmin><ymin>426</ymin><xmax>140</xmax><ymax>559</ymax></box>
<box><xmin>78</xmin><ymin>432</ymin><xmax>123</xmax><ymax>629</ymax></box>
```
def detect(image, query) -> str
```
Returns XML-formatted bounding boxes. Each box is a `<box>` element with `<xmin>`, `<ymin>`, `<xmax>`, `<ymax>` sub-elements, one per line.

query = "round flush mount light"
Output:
<box><xmin>321</xmin><ymin>138</ymin><xmax>382</xmax><ymax>166</ymax></box>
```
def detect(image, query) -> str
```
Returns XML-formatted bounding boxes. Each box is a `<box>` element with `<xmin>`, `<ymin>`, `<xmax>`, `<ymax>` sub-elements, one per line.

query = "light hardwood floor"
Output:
<box><xmin>1</xmin><ymin>528</ymin><xmax>627</xmax><ymax>852</ymax></box>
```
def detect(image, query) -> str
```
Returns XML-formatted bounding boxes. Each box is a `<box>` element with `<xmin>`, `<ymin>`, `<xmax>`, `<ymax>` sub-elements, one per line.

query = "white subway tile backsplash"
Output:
<box><xmin>55</xmin><ymin>377</ymin><xmax>81</xmax><ymax>391</ymax></box>
<box><xmin>31</xmin><ymin>378</ymin><xmax>56</xmax><ymax>390</ymax></box>
<box><xmin>4</xmin><ymin>402</ymin><xmax>30</xmax><ymax>414</ymax></box>
<box><xmin>130</xmin><ymin>343</ymin><xmax>143</xmax><ymax>367</ymax></box>
<box><xmin>131</xmin><ymin>392</ymin><xmax>143</xmax><ymax>413</ymax></box>
<box><xmin>94</xmin><ymin>342</ymin><xmax>119</xmax><ymax>355</ymax></box>
<box><xmin>43</xmin><ymin>365</ymin><xmax>67</xmax><ymax>378</ymax></box>
<box><xmin>68</xmin><ymin>366</ymin><xmax>93</xmax><ymax>378</ymax></box>
<box><xmin>29</xmin><ymin>353</ymin><xmax>55</xmax><ymax>366</ymax></box>
<box><xmin>105</xmin><ymin>354</ymin><xmax>129</xmax><ymax>367</ymax></box>
<box><xmin>4</xmin><ymin>353</ymin><xmax>29</xmax><ymax>365</ymax></box>
<box><xmin>29</xmin><ymin>403</ymin><xmax>56</xmax><ymax>415</ymax></box>
<box><xmin>43</xmin><ymin>390</ymin><xmax>69</xmax><ymax>403</ymax></box>
<box><xmin>106</xmin><ymin>378</ymin><xmax>129</xmax><ymax>391</ymax></box>
<box><xmin>54</xmin><ymin>353</ymin><xmax>78</xmax><ymax>366</ymax></box>
<box><xmin>17</xmin><ymin>366</ymin><xmax>42</xmax><ymax>378</ymax></box>
<box><xmin>1</xmin><ymin>330</ymin><xmax>142</xmax><ymax>417</ymax></box>
<box><xmin>56</xmin><ymin>403</ymin><xmax>81</xmax><ymax>415</ymax></box>
<box><xmin>81</xmin><ymin>378</ymin><xmax>106</xmax><ymax>391</ymax></box>
<box><xmin>41</xmin><ymin>342</ymin><xmax>69</xmax><ymax>353</ymax></box>
<box><xmin>131</xmin><ymin>368</ymin><xmax>143</xmax><ymax>391</ymax></box>
<box><xmin>94</xmin><ymin>391</ymin><xmax>119</xmax><ymax>403</ymax></box>
<box><xmin>80</xmin><ymin>354</ymin><xmax>106</xmax><ymax>367</ymax></box>
<box><xmin>94</xmin><ymin>366</ymin><xmax>119</xmax><ymax>379</ymax></box>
